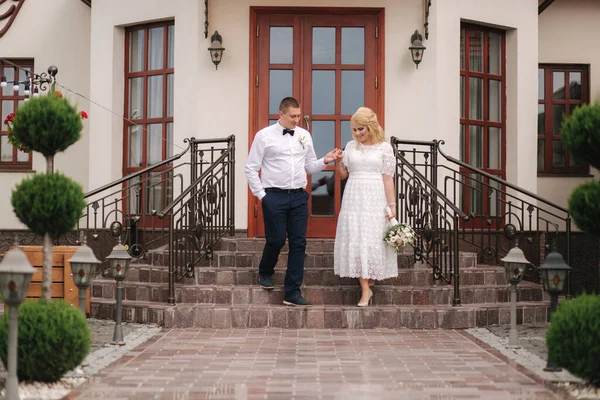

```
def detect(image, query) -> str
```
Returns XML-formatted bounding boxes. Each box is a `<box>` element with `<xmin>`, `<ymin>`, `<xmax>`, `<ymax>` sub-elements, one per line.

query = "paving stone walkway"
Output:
<box><xmin>66</xmin><ymin>328</ymin><xmax>560</xmax><ymax>400</ymax></box>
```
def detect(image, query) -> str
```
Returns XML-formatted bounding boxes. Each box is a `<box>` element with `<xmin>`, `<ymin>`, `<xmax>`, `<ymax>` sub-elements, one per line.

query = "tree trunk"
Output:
<box><xmin>41</xmin><ymin>233</ymin><xmax>53</xmax><ymax>302</ymax></box>
<box><xmin>41</xmin><ymin>154</ymin><xmax>55</xmax><ymax>302</ymax></box>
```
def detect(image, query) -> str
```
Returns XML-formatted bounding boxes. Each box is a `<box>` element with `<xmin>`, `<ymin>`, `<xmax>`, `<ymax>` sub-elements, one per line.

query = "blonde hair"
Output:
<box><xmin>350</xmin><ymin>107</ymin><xmax>385</xmax><ymax>143</ymax></box>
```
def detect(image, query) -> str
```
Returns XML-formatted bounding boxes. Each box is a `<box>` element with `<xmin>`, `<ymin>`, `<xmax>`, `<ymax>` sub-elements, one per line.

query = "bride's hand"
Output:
<box><xmin>386</xmin><ymin>206</ymin><xmax>396</xmax><ymax>221</ymax></box>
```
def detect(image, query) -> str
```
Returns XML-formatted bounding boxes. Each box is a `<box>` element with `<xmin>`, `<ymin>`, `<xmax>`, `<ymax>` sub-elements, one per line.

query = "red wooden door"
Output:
<box><xmin>250</xmin><ymin>9</ymin><xmax>382</xmax><ymax>238</ymax></box>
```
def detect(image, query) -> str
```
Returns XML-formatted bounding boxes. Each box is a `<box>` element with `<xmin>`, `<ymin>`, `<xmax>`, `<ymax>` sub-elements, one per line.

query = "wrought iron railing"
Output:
<box><xmin>392</xmin><ymin>137</ymin><xmax>572</xmax><ymax>294</ymax></box>
<box><xmin>69</xmin><ymin>136</ymin><xmax>235</xmax><ymax>299</ymax></box>
<box><xmin>158</xmin><ymin>136</ymin><xmax>235</xmax><ymax>304</ymax></box>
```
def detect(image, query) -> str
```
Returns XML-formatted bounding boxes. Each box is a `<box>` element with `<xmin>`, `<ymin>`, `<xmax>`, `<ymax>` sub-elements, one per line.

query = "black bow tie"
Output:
<box><xmin>283</xmin><ymin>128</ymin><xmax>295</xmax><ymax>136</ymax></box>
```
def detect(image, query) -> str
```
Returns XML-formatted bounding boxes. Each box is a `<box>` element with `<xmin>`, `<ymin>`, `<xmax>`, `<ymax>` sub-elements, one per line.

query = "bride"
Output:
<box><xmin>333</xmin><ymin>107</ymin><xmax>398</xmax><ymax>307</ymax></box>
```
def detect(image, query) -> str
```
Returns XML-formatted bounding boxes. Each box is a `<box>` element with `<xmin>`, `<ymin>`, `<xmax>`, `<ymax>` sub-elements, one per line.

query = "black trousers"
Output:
<box><xmin>259</xmin><ymin>189</ymin><xmax>308</xmax><ymax>300</ymax></box>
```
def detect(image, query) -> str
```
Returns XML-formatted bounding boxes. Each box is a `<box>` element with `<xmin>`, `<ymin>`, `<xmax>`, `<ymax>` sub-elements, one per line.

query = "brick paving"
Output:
<box><xmin>67</xmin><ymin>328</ymin><xmax>559</xmax><ymax>400</ymax></box>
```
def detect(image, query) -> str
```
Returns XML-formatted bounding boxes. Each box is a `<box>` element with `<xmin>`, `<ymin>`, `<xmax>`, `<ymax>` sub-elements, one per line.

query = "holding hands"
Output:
<box><xmin>324</xmin><ymin>148</ymin><xmax>344</xmax><ymax>164</ymax></box>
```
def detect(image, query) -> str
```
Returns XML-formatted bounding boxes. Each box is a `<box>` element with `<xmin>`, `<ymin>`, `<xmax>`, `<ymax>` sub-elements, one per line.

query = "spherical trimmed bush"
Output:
<box><xmin>546</xmin><ymin>293</ymin><xmax>600</xmax><ymax>386</ymax></box>
<box><xmin>11</xmin><ymin>172</ymin><xmax>85</xmax><ymax>238</ymax></box>
<box><xmin>568</xmin><ymin>180</ymin><xmax>600</xmax><ymax>235</ymax></box>
<box><xmin>10</xmin><ymin>94</ymin><xmax>82</xmax><ymax>157</ymax></box>
<box><xmin>560</xmin><ymin>103</ymin><xmax>600</xmax><ymax>170</ymax></box>
<box><xmin>0</xmin><ymin>300</ymin><xmax>91</xmax><ymax>382</ymax></box>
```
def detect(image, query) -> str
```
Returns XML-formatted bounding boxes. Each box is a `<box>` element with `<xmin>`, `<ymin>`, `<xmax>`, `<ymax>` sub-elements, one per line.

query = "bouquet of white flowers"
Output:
<box><xmin>383</xmin><ymin>206</ymin><xmax>416</xmax><ymax>253</ymax></box>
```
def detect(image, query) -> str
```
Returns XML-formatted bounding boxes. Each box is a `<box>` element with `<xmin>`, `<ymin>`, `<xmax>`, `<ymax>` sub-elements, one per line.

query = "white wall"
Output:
<box><xmin>538</xmin><ymin>0</ymin><xmax>600</xmax><ymax>219</ymax></box>
<box><xmin>87</xmin><ymin>0</ymin><xmax>537</xmax><ymax>232</ymax></box>
<box><xmin>0</xmin><ymin>0</ymin><xmax>91</xmax><ymax>229</ymax></box>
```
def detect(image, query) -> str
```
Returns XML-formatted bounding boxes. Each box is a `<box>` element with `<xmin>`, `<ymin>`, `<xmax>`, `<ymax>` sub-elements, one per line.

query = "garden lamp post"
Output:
<box><xmin>105</xmin><ymin>238</ymin><xmax>131</xmax><ymax>345</ymax></box>
<box><xmin>539</xmin><ymin>250</ymin><xmax>571</xmax><ymax>372</ymax></box>
<box><xmin>0</xmin><ymin>247</ymin><xmax>35</xmax><ymax>400</ymax></box>
<box><xmin>68</xmin><ymin>236</ymin><xmax>100</xmax><ymax>314</ymax></box>
<box><xmin>501</xmin><ymin>243</ymin><xmax>531</xmax><ymax>348</ymax></box>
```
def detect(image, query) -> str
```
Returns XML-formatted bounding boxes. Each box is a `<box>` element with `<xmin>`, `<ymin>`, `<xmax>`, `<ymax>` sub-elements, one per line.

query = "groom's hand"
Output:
<box><xmin>324</xmin><ymin>148</ymin><xmax>343</xmax><ymax>163</ymax></box>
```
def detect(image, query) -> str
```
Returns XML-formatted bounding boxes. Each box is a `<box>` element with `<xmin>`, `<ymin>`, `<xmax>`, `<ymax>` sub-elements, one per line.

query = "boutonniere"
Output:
<box><xmin>298</xmin><ymin>135</ymin><xmax>307</xmax><ymax>150</ymax></box>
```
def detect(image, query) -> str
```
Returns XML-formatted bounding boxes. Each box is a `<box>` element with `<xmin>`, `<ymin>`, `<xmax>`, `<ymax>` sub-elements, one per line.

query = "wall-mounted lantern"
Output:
<box><xmin>208</xmin><ymin>30</ymin><xmax>225</xmax><ymax>70</ymax></box>
<box><xmin>409</xmin><ymin>30</ymin><xmax>426</xmax><ymax>69</ymax></box>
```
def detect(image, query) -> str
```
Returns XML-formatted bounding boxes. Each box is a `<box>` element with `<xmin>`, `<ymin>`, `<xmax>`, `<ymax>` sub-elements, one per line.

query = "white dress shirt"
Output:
<box><xmin>245</xmin><ymin>122</ymin><xmax>327</xmax><ymax>200</ymax></box>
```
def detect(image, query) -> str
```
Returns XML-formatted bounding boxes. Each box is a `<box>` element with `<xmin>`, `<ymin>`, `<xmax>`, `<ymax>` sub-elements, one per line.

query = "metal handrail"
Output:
<box><xmin>436</xmin><ymin>140</ymin><xmax>569</xmax><ymax>214</ymax></box>
<box><xmin>157</xmin><ymin>142</ymin><xmax>233</xmax><ymax>218</ymax></box>
<box><xmin>84</xmin><ymin>139</ymin><xmax>192</xmax><ymax>198</ymax></box>
<box><xmin>392</xmin><ymin>137</ymin><xmax>468</xmax><ymax>219</ymax></box>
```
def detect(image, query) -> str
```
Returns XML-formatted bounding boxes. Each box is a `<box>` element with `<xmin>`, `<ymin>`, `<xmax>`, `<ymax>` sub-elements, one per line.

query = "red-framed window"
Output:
<box><xmin>123</xmin><ymin>21</ymin><xmax>174</xmax><ymax>214</ymax></box>
<box><xmin>1</xmin><ymin>59</ymin><xmax>33</xmax><ymax>170</ymax></box>
<box><xmin>537</xmin><ymin>64</ymin><xmax>589</xmax><ymax>176</ymax></box>
<box><xmin>459</xmin><ymin>25</ymin><xmax>506</xmax><ymax>218</ymax></box>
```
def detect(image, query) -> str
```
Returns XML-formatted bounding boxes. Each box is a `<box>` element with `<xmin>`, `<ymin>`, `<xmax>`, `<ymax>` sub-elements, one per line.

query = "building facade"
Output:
<box><xmin>0</xmin><ymin>0</ymin><xmax>596</xmax><ymax>237</ymax></box>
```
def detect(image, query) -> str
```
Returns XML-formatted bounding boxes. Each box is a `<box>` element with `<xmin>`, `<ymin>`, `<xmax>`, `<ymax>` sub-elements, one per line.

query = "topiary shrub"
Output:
<box><xmin>546</xmin><ymin>293</ymin><xmax>600</xmax><ymax>386</ymax></box>
<box><xmin>561</xmin><ymin>103</ymin><xmax>600</xmax><ymax>171</ymax></box>
<box><xmin>9</xmin><ymin>94</ymin><xmax>82</xmax><ymax>158</ymax></box>
<box><xmin>11</xmin><ymin>173</ymin><xmax>85</xmax><ymax>239</ymax></box>
<box><xmin>568</xmin><ymin>180</ymin><xmax>600</xmax><ymax>235</ymax></box>
<box><xmin>0</xmin><ymin>300</ymin><xmax>91</xmax><ymax>382</ymax></box>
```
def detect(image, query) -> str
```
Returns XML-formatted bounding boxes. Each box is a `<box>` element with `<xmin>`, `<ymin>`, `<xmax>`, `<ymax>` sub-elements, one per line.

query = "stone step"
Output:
<box><xmin>91</xmin><ymin>279</ymin><xmax>543</xmax><ymax>306</ymax></box>
<box><xmin>90</xmin><ymin>299</ymin><xmax>549</xmax><ymax>329</ymax></box>
<box><xmin>108</xmin><ymin>263</ymin><xmax>508</xmax><ymax>288</ymax></box>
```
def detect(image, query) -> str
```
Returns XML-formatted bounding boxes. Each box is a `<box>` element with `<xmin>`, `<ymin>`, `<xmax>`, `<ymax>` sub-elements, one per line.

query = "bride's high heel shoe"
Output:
<box><xmin>357</xmin><ymin>290</ymin><xmax>373</xmax><ymax>307</ymax></box>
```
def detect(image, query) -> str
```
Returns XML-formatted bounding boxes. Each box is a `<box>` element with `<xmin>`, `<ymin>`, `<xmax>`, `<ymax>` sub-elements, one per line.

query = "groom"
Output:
<box><xmin>245</xmin><ymin>97</ymin><xmax>341</xmax><ymax>306</ymax></box>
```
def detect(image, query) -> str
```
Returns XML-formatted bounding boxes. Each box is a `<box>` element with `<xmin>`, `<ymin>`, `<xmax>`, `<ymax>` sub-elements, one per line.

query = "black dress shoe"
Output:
<box><xmin>258</xmin><ymin>274</ymin><xmax>274</xmax><ymax>289</ymax></box>
<box><xmin>283</xmin><ymin>297</ymin><xmax>312</xmax><ymax>306</ymax></box>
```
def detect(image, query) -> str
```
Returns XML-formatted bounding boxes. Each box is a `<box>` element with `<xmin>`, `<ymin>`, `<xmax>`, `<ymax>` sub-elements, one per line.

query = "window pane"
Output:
<box><xmin>538</xmin><ymin>104</ymin><xmax>545</xmax><ymax>135</ymax></box>
<box><xmin>312</xmin><ymin>70</ymin><xmax>335</xmax><ymax>115</ymax></box>
<box><xmin>468</xmin><ymin>31</ymin><xmax>484</xmax><ymax>72</ymax></box>
<box><xmin>341</xmin><ymin>71</ymin><xmax>364</xmax><ymax>115</ymax></box>
<box><xmin>488</xmin><ymin>127</ymin><xmax>501</xmax><ymax>170</ymax></box>
<box><xmin>127</xmin><ymin>175</ymin><xmax>142</xmax><ymax>215</ymax></box>
<box><xmin>569</xmin><ymin>72</ymin><xmax>582</xmax><ymax>100</ymax></box>
<box><xmin>166</xmin><ymin>122</ymin><xmax>173</xmax><ymax>158</ymax></box>
<box><xmin>553</xmin><ymin>72</ymin><xmax>565</xmax><ymax>100</ymax></box>
<box><xmin>129</xmin><ymin>77</ymin><xmax>144</xmax><ymax>119</ymax></box>
<box><xmin>16</xmin><ymin>147</ymin><xmax>28</xmax><ymax>162</ymax></box>
<box><xmin>469</xmin><ymin>173</ymin><xmax>483</xmax><ymax>216</ymax></box>
<box><xmin>128</xmin><ymin>125</ymin><xmax>143</xmax><ymax>167</ymax></box>
<box><xmin>313</xmin><ymin>28</ymin><xmax>335</xmax><ymax>64</ymax></box>
<box><xmin>18</xmin><ymin>68</ymin><xmax>30</xmax><ymax>96</ymax></box>
<box><xmin>311</xmin><ymin>171</ymin><xmax>334</xmax><ymax>216</ymax></box>
<box><xmin>460</xmin><ymin>76</ymin><xmax>465</xmax><ymax>118</ymax></box>
<box><xmin>269</xmin><ymin>70</ymin><xmax>292</xmax><ymax>115</ymax></box>
<box><xmin>488</xmin><ymin>80</ymin><xmax>501</xmax><ymax>122</ymax></box>
<box><xmin>469</xmin><ymin>77</ymin><xmax>483</xmax><ymax>120</ymax></box>
<box><xmin>342</xmin><ymin>28</ymin><xmax>364</xmax><ymax>64</ymax></box>
<box><xmin>270</xmin><ymin>27</ymin><xmax>293</xmax><ymax>64</ymax></box>
<box><xmin>129</xmin><ymin>30</ymin><xmax>145</xmax><ymax>72</ymax></box>
<box><xmin>146</xmin><ymin>172</ymin><xmax>163</xmax><ymax>213</ymax></box>
<box><xmin>538</xmin><ymin>68</ymin><xmax>545</xmax><ymax>100</ymax></box>
<box><xmin>148</xmin><ymin>27</ymin><xmax>165</xmax><ymax>70</ymax></box>
<box><xmin>553</xmin><ymin>105</ymin><xmax>565</xmax><ymax>134</ymax></box>
<box><xmin>2</xmin><ymin>100</ymin><xmax>13</xmax><ymax>124</ymax></box>
<box><xmin>1</xmin><ymin>136</ymin><xmax>13</xmax><ymax>162</ymax></box>
<box><xmin>147</xmin><ymin>123</ymin><xmax>162</xmax><ymax>165</ymax></box>
<box><xmin>469</xmin><ymin>125</ymin><xmax>483</xmax><ymax>167</ymax></box>
<box><xmin>488</xmin><ymin>32</ymin><xmax>502</xmax><ymax>75</ymax></box>
<box><xmin>537</xmin><ymin>139</ymin><xmax>544</xmax><ymax>172</ymax></box>
<box><xmin>488</xmin><ymin>177</ymin><xmax>501</xmax><ymax>217</ymax></box>
<box><xmin>311</xmin><ymin>121</ymin><xmax>334</xmax><ymax>159</ymax></box>
<box><xmin>460</xmin><ymin>29</ymin><xmax>465</xmax><ymax>70</ymax></box>
<box><xmin>167</xmin><ymin>74</ymin><xmax>174</xmax><ymax>117</ymax></box>
<box><xmin>167</xmin><ymin>25</ymin><xmax>175</xmax><ymax>68</ymax></box>
<box><xmin>147</xmin><ymin>75</ymin><xmax>163</xmax><ymax>118</ymax></box>
<box><xmin>569</xmin><ymin>104</ymin><xmax>579</xmax><ymax>116</ymax></box>
<box><xmin>552</xmin><ymin>140</ymin><xmax>565</xmax><ymax>167</ymax></box>
<box><xmin>460</xmin><ymin>124</ymin><xmax>466</xmax><ymax>162</ymax></box>
<box><xmin>341</xmin><ymin>120</ymin><xmax>352</xmax><ymax>149</ymax></box>
<box><xmin>2</xmin><ymin>67</ymin><xmax>14</xmax><ymax>96</ymax></box>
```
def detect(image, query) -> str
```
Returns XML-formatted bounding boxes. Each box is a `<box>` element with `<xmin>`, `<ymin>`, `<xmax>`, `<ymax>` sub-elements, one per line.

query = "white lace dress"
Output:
<box><xmin>334</xmin><ymin>140</ymin><xmax>398</xmax><ymax>280</ymax></box>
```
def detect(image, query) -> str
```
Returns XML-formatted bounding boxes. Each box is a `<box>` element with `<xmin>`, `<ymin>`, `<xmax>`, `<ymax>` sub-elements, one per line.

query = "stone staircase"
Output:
<box><xmin>90</xmin><ymin>237</ymin><xmax>550</xmax><ymax>329</ymax></box>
